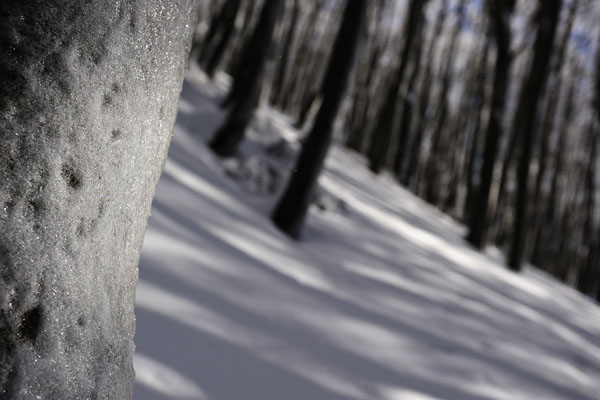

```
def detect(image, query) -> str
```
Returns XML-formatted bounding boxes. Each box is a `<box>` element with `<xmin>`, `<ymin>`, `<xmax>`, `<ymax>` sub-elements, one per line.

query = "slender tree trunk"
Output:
<box><xmin>203</xmin><ymin>0</ymin><xmax>244</xmax><ymax>78</ymax></box>
<box><xmin>401</xmin><ymin>0</ymin><xmax>448</xmax><ymax>188</ymax></box>
<box><xmin>464</xmin><ymin>39</ymin><xmax>491</xmax><ymax>222</ymax></box>
<box><xmin>270</xmin><ymin>0</ymin><xmax>300</xmax><ymax>106</ymax></box>
<box><xmin>508</xmin><ymin>0</ymin><xmax>562</xmax><ymax>271</ymax></box>
<box><xmin>345</xmin><ymin>1</ymin><xmax>387</xmax><ymax>153</ymax></box>
<box><xmin>466</xmin><ymin>0</ymin><xmax>516</xmax><ymax>248</ymax></box>
<box><xmin>577</xmin><ymin>31</ymin><xmax>600</xmax><ymax>295</ymax></box>
<box><xmin>0</xmin><ymin>1</ymin><xmax>196</xmax><ymax>398</ymax></box>
<box><xmin>423</xmin><ymin>0</ymin><xmax>466</xmax><ymax>205</ymax></box>
<box><xmin>199</xmin><ymin>0</ymin><xmax>243</xmax><ymax>77</ymax></box>
<box><xmin>367</xmin><ymin>0</ymin><xmax>429</xmax><ymax>174</ymax></box>
<box><xmin>393</xmin><ymin>22</ymin><xmax>426</xmax><ymax>178</ymax></box>
<box><xmin>210</xmin><ymin>0</ymin><xmax>283</xmax><ymax>157</ymax></box>
<box><xmin>531</xmin><ymin>80</ymin><xmax>573</xmax><ymax>268</ymax></box>
<box><xmin>279</xmin><ymin>0</ymin><xmax>327</xmax><ymax>112</ymax></box>
<box><xmin>528</xmin><ymin>0</ymin><xmax>578</xmax><ymax>261</ymax></box>
<box><xmin>224</xmin><ymin>0</ymin><xmax>257</xmax><ymax>77</ymax></box>
<box><xmin>272</xmin><ymin>0</ymin><xmax>367</xmax><ymax>238</ymax></box>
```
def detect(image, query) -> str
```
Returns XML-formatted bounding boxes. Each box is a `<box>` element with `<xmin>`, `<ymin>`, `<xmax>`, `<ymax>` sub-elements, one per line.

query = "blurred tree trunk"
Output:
<box><xmin>279</xmin><ymin>0</ymin><xmax>327</xmax><ymax>112</ymax></box>
<box><xmin>270</xmin><ymin>0</ymin><xmax>300</xmax><ymax>106</ymax></box>
<box><xmin>199</xmin><ymin>0</ymin><xmax>243</xmax><ymax>78</ymax></box>
<box><xmin>531</xmin><ymin>77</ymin><xmax>574</xmax><ymax>270</ymax></box>
<box><xmin>292</xmin><ymin>4</ymin><xmax>343</xmax><ymax>129</ymax></box>
<box><xmin>272</xmin><ymin>0</ymin><xmax>367</xmax><ymax>238</ymax></box>
<box><xmin>367</xmin><ymin>0</ymin><xmax>429</xmax><ymax>174</ymax></box>
<box><xmin>508</xmin><ymin>0</ymin><xmax>562</xmax><ymax>271</ymax></box>
<box><xmin>528</xmin><ymin>0</ymin><xmax>578</xmax><ymax>261</ymax></box>
<box><xmin>576</xmin><ymin>32</ymin><xmax>600</xmax><ymax>295</ymax></box>
<box><xmin>402</xmin><ymin>0</ymin><xmax>448</xmax><ymax>188</ymax></box>
<box><xmin>466</xmin><ymin>0</ymin><xmax>516</xmax><ymax>249</ymax></box>
<box><xmin>345</xmin><ymin>0</ymin><xmax>387</xmax><ymax>154</ymax></box>
<box><xmin>0</xmin><ymin>1</ymin><xmax>196</xmax><ymax>398</ymax></box>
<box><xmin>393</xmin><ymin>11</ymin><xmax>427</xmax><ymax>178</ymax></box>
<box><xmin>224</xmin><ymin>0</ymin><xmax>257</xmax><ymax>77</ymax></box>
<box><xmin>463</xmin><ymin>39</ymin><xmax>491</xmax><ymax>222</ymax></box>
<box><xmin>210</xmin><ymin>0</ymin><xmax>283</xmax><ymax>157</ymax></box>
<box><xmin>423</xmin><ymin>0</ymin><xmax>466</xmax><ymax>205</ymax></box>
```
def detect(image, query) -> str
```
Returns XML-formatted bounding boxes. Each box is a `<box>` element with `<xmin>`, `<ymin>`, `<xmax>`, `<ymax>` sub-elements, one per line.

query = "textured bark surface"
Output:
<box><xmin>0</xmin><ymin>1</ymin><xmax>196</xmax><ymax>398</ymax></box>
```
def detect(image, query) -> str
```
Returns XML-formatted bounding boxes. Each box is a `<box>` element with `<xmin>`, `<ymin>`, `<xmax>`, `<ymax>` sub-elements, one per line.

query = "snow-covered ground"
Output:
<box><xmin>133</xmin><ymin>68</ymin><xmax>600</xmax><ymax>400</ymax></box>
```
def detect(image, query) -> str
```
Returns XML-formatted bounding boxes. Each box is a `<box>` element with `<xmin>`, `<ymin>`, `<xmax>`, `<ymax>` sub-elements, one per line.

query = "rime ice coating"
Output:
<box><xmin>0</xmin><ymin>1</ymin><xmax>196</xmax><ymax>398</ymax></box>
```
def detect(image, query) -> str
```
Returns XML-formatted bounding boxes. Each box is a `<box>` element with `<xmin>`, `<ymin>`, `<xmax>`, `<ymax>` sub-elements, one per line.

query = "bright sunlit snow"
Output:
<box><xmin>133</xmin><ymin>67</ymin><xmax>600</xmax><ymax>400</ymax></box>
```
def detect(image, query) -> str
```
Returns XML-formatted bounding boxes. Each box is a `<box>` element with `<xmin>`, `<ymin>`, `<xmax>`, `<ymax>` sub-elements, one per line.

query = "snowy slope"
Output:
<box><xmin>133</xmin><ymin>68</ymin><xmax>600</xmax><ymax>400</ymax></box>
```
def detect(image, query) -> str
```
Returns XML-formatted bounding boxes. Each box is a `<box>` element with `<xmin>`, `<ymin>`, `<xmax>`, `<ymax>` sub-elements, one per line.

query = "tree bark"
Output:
<box><xmin>0</xmin><ymin>1</ymin><xmax>196</xmax><ymax>398</ymax></box>
<box><xmin>272</xmin><ymin>0</ymin><xmax>367</xmax><ymax>238</ymax></box>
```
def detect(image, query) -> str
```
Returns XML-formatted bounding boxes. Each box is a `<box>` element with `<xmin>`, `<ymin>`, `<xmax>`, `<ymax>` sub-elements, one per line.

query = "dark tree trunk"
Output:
<box><xmin>346</xmin><ymin>41</ymin><xmax>385</xmax><ymax>153</ymax></box>
<box><xmin>270</xmin><ymin>0</ymin><xmax>300</xmax><ymax>106</ymax></box>
<box><xmin>199</xmin><ymin>0</ymin><xmax>243</xmax><ymax>78</ymax></box>
<box><xmin>271</xmin><ymin>0</ymin><xmax>367</xmax><ymax>238</ymax></box>
<box><xmin>203</xmin><ymin>0</ymin><xmax>244</xmax><ymax>78</ymax></box>
<box><xmin>294</xmin><ymin>91</ymin><xmax>319</xmax><ymax>130</ymax></box>
<box><xmin>508</xmin><ymin>0</ymin><xmax>562</xmax><ymax>271</ymax></box>
<box><xmin>291</xmin><ymin>6</ymin><xmax>342</xmax><ymax>126</ymax></box>
<box><xmin>463</xmin><ymin>39</ymin><xmax>491</xmax><ymax>222</ymax></box>
<box><xmin>401</xmin><ymin>0</ymin><xmax>448</xmax><ymax>188</ymax></box>
<box><xmin>210</xmin><ymin>0</ymin><xmax>283</xmax><ymax>157</ymax></box>
<box><xmin>367</xmin><ymin>0</ymin><xmax>429</xmax><ymax>174</ymax></box>
<box><xmin>528</xmin><ymin>0</ymin><xmax>578</xmax><ymax>261</ymax></box>
<box><xmin>0</xmin><ymin>1</ymin><xmax>196</xmax><ymax>398</ymax></box>
<box><xmin>531</xmin><ymin>80</ymin><xmax>573</xmax><ymax>268</ymax></box>
<box><xmin>466</xmin><ymin>0</ymin><xmax>516</xmax><ymax>249</ymax></box>
<box><xmin>224</xmin><ymin>0</ymin><xmax>257</xmax><ymax>77</ymax></box>
<box><xmin>393</xmin><ymin>33</ymin><xmax>424</xmax><ymax>178</ymax></box>
<box><xmin>279</xmin><ymin>0</ymin><xmax>327</xmax><ymax>112</ymax></box>
<box><xmin>345</xmin><ymin>1</ymin><xmax>387</xmax><ymax>154</ymax></box>
<box><xmin>577</xmin><ymin>31</ymin><xmax>600</xmax><ymax>295</ymax></box>
<box><xmin>423</xmin><ymin>0</ymin><xmax>466</xmax><ymax>205</ymax></box>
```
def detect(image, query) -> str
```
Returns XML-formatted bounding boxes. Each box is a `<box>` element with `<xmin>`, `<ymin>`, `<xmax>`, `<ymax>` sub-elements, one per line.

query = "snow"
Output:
<box><xmin>0</xmin><ymin>2</ymin><xmax>196</xmax><ymax>398</ymax></box>
<box><xmin>133</xmin><ymin>67</ymin><xmax>600</xmax><ymax>400</ymax></box>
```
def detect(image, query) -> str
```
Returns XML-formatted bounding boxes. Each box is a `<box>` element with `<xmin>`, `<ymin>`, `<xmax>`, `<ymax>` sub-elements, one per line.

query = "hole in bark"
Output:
<box><xmin>27</xmin><ymin>198</ymin><xmax>44</xmax><ymax>215</ymax></box>
<box><xmin>61</xmin><ymin>164</ymin><xmax>82</xmax><ymax>189</ymax></box>
<box><xmin>77</xmin><ymin>316</ymin><xmax>85</xmax><ymax>327</ymax></box>
<box><xmin>76</xmin><ymin>218</ymin><xmax>86</xmax><ymax>236</ymax></box>
<box><xmin>129</xmin><ymin>14</ymin><xmax>137</xmax><ymax>31</ymax></box>
<box><xmin>18</xmin><ymin>306</ymin><xmax>42</xmax><ymax>341</ymax></box>
<box><xmin>102</xmin><ymin>93</ymin><xmax>112</xmax><ymax>106</ymax></box>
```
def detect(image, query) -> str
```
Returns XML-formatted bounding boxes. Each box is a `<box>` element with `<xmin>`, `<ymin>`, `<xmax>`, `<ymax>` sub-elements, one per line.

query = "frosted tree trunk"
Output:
<box><xmin>0</xmin><ymin>1</ymin><xmax>196</xmax><ymax>398</ymax></box>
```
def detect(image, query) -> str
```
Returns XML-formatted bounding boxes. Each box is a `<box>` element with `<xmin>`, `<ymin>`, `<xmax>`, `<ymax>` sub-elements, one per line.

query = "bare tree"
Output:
<box><xmin>508</xmin><ymin>0</ymin><xmax>562</xmax><ymax>271</ymax></box>
<box><xmin>209</xmin><ymin>0</ymin><xmax>283</xmax><ymax>157</ymax></box>
<box><xmin>272</xmin><ymin>0</ymin><xmax>367</xmax><ymax>238</ymax></box>
<box><xmin>466</xmin><ymin>0</ymin><xmax>516</xmax><ymax>249</ymax></box>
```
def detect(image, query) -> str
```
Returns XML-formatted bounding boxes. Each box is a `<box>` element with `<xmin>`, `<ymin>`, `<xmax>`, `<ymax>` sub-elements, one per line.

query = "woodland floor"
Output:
<box><xmin>132</xmin><ymin>67</ymin><xmax>600</xmax><ymax>400</ymax></box>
